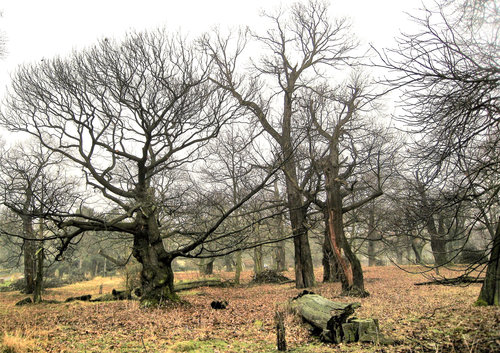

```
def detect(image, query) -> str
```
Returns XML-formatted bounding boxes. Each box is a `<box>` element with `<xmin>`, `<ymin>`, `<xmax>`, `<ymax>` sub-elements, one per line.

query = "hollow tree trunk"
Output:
<box><xmin>478</xmin><ymin>219</ymin><xmax>500</xmax><ymax>306</ymax></box>
<box><xmin>132</xmin><ymin>210</ymin><xmax>178</xmax><ymax>307</ymax></box>
<box><xmin>322</xmin><ymin>221</ymin><xmax>340</xmax><ymax>283</ymax></box>
<box><xmin>324</xmin><ymin>170</ymin><xmax>368</xmax><ymax>297</ymax></box>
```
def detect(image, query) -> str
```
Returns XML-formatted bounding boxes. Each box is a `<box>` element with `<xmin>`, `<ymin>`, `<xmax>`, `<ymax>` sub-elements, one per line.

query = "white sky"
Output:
<box><xmin>0</xmin><ymin>0</ymin><xmax>425</xmax><ymax>142</ymax></box>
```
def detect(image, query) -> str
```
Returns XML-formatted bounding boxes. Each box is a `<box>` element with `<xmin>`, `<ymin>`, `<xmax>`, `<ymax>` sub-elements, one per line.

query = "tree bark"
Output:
<box><xmin>411</xmin><ymin>237</ymin><xmax>425</xmax><ymax>264</ymax></box>
<box><xmin>131</xmin><ymin>206</ymin><xmax>179</xmax><ymax>307</ymax></box>
<box><xmin>275</xmin><ymin>242</ymin><xmax>287</xmax><ymax>272</ymax></box>
<box><xmin>33</xmin><ymin>245</ymin><xmax>44</xmax><ymax>303</ymax></box>
<box><xmin>477</xmin><ymin>219</ymin><xmax>500</xmax><ymax>305</ymax></box>
<box><xmin>273</xmin><ymin>181</ymin><xmax>287</xmax><ymax>272</ymax></box>
<box><xmin>322</xmin><ymin>222</ymin><xmax>340</xmax><ymax>282</ymax></box>
<box><xmin>254</xmin><ymin>245</ymin><xmax>264</xmax><ymax>274</ymax></box>
<box><xmin>367</xmin><ymin>206</ymin><xmax>377</xmax><ymax>267</ymax></box>
<box><xmin>200</xmin><ymin>258</ymin><xmax>215</xmax><ymax>276</ymax></box>
<box><xmin>224</xmin><ymin>254</ymin><xmax>233</xmax><ymax>272</ymax></box>
<box><xmin>234</xmin><ymin>250</ymin><xmax>242</xmax><ymax>284</ymax></box>
<box><xmin>285</xmin><ymin>174</ymin><xmax>315</xmax><ymax>288</ymax></box>
<box><xmin>324</xmin><ymin>166</ymin><xmax>368</xmax><ymax>297</ymax></box>
<box><xmin>22</xmin><ymin>214</ymin><xmax>36</xmax><ymax>294</ymax></box>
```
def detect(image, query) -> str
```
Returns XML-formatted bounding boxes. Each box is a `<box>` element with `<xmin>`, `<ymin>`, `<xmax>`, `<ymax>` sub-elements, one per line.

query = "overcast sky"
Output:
<box><xmin>0</xmin><ymin>0</ymin><xmax>426</xmax><ymax>143</ymax></box>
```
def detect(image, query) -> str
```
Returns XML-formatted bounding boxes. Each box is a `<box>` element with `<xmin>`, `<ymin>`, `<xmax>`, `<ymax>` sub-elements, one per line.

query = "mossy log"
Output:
<box><xmin>290</xmin><ymin>292</ymin><xmax>390</xmax><ymax>344</ymax></box>
<box><xmin>174</xmin><ymin>279</ymin><xmax>231</xmax><ymax>292</ymax></box>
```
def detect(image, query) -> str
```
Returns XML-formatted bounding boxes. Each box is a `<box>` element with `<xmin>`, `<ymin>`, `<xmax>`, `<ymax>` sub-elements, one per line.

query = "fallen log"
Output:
<box><xmin>174</xmin><ymin>279</ymin><xmax>231</xmax><ymax>292</ymax></box>
<box><xmin>414</xmin><ymin>276</ymin><xmax>484</xmax><ymax>286</ymax></box>
<box><xmin>290</xmin><ymin>291</ymin><xmax>391</xmax><ymax>344</ymax></box>
<box><xmin>65</xmin><ymin>294</ymin><xmax>92</xmax><ymax>302</ymax></box>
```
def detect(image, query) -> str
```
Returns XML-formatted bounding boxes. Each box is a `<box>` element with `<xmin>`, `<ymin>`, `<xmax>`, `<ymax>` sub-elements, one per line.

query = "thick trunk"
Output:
<box><xmin>132</xmin><ymin>209</ymin><xmax>179</xmax><ymax>307</ymax></box>
<box><xmin>322</xmin><ymin>222</ymin><xmax>340</xmax><ymax>282</ymax></box>
<box><xmin>324</xmin><ymin>169</ymin><xmax>368</xmax><ymax>297</ymax></box>
<box><xmin>429</xmin><ymin>215</ymin><xmax>448</xmax><ymax>267</ymax></box>
<box><xmin>273</xmin><ymin>182</ymin><xmax>287</xmax><ymax>272</ymax></box>
<box><xmin>477</xmin><ymin>219</ymin><xmax>500</xmax><ymax>306</ymax></box>
<box><xmin>254</xmin><ymin>245</ymin><xmax>264</xmax><ymax>274</ymax></box>
<box><xmin>282</xmin><ymin>142</ymin><xmax>316</xmax><ymax>288</ymax></box>
<box><xmin>200</xmin><ymin>258</ymin><xmax>215</xmax><ymax>275</ymax></box>
<box><xmin>326</xmin><ymin>208</ymin><xmax>352</xmax><ymax>292</ymax></box>
<box><xmin>286</xmin><ymin>179</ymin><xmax>315</xmax><ymax>288</ymax></box>
<box><xmin>275</xmin><ymin>241</ymin><xmax>287</xmax><ymax>272</ymax></box>
<box><xmin>224</xmin><ymin>255</ymin><xmax>233</xmax><ymax>272</ymax></box>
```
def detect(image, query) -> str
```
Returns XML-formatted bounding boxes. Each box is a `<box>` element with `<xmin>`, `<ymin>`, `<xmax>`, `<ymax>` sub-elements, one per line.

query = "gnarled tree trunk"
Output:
<box><xmin>132</xmin><ymin>210</ymin><xmax>178</xmax><ymax>307</ymax></box>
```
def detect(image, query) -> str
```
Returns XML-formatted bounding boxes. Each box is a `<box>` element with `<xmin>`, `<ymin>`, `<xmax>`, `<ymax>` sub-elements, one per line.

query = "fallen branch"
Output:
<box><xmin>414</xmin><ymin>276</ymin><xmax>485</xmax><ymax>286</ymax></box>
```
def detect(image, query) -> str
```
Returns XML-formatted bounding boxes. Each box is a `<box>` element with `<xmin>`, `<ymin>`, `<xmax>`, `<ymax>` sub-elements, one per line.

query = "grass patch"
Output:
<box><xmin>171</xmin><ymin>339</ymin><xmax>228</xmax><ymax>352</ymax></box>
<box><xmin>1</xmin><ymin>331</ymin><xmax>34</xmax><ymax>353</ymax></box>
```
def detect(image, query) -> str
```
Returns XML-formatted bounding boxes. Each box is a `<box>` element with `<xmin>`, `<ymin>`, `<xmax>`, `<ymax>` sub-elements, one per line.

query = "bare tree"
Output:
<box><xmin>202</xmin><ymin>0</ymin><xmax>358</xmax><ymax>288</ymax></box>
<box><xmin>0</xmin><ymin>140</ymin><xmax>78</xmax><ymax>301</ymax></box>
<box><xmin>302</xmin><ymin>76</ymin><xmax>398</xmax><ymax>296</ymax></box>
<box><xmin>375</xmin><ymin>0</ymin><xmax>499</xmax><ymax>304</ymax></box>
<box><xmin>0</xmin><ymin>30</ymin><xmax>276</xmax><ymax>306</ymax></box>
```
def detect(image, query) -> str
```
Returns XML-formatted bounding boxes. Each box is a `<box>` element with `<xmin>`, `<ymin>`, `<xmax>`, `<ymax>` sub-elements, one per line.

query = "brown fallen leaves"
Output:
<box><xmin>0</xmin><ymin>266</ymin><xmax>499</xmax><ymax>352</ymax></box>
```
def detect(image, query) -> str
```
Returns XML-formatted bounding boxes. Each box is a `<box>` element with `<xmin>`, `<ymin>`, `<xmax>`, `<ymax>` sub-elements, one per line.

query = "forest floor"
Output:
<box><xmin>0</xmin><ymin>266</ymin><xmax>499</xmax><ymax>353</ymax></box>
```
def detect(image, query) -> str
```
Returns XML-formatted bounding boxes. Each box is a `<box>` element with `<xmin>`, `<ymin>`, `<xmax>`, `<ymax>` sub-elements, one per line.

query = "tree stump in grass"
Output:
<box><xmin>290</xmin><ymin>291</ymin><xmax>390</xmax><ymax>344</ymax></box>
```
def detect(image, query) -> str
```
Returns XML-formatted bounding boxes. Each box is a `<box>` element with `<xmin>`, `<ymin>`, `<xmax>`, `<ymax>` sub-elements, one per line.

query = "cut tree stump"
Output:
<box><xmin>290</xmin><ymin>291</ymin><xmax>391</xmax><ymax>344</ymax></box>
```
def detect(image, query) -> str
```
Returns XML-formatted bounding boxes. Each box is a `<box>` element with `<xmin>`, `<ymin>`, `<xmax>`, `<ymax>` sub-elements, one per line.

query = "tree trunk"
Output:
<box><xmin>322</xmin><ymin>224</ymin><xmax>340</xmax><ymax>282</ymax></box>
<box><xmin>411</xmin><ymin>237</ymin><xmax>424</xmax><ymax>264</ymax></box>
<box><xmin>367</xmin><ymin>205</ymin><xmax>377</xmax><ymax>267</ymax></box>
<box><xmin>282</xmin><ymin>141</ymin><xmax>315</xmax><ymax>288</ymax></box>
<box><xmin>254</xmin><ymin>245</ymin><xmax>264</xmax><ymax>274</ymax></box>
<box><xmin>430</xmin><ymin>214</ymin><xmax>448</xmax><ymax>267</ymax></box>
<box><xmin>324</xmin><ymin>168</ymin><xmax>368</xmax><ymax>297</ymax></box>
<box><xmin>275</xmin><ymin>242</ymin><xmax>287</xmax><ymax>272</ymax></box>
<box><xmin>234</xmin><ymin>250</ymin><xmax>242</xmax><ymax>284</ymax></box>
<box><xmin>132</xmin><ymin>210</ymin><xmax>179</xmax><ymax>307</ymax></box>
<box><xmin>477</xmin><ymin>219</ymin><xmax>500</xmax><ymax>306</ymax></box>
<box><xmin>224</xmin><ymin>254</ymin><xmax>233</xmax><ymax>272</ymax></box>
<box><xmin>273</xmin><ymin>182</ymin><xmax>287</xmax><ymax>272</ymax></box>
<box><xmin>22</xmin><ymin>215</ymin><xmax>36</xmax><ymax>294</ymax></box>
<box><xmin>33</xmin><ymin>245</ymin><xmax>44</xmax><ymax>303</ymax></box>
<box><xmin>200</xmin><ymin>258</ymin><xmax>215</xmax><ymax>275</ymax></box>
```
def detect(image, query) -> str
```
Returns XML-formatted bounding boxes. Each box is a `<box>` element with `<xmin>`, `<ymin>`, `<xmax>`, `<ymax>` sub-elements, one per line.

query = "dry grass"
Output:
<box><xmin>1</xmin><ymin>330</ymin><xmax>35</xmax><ymax>353</ymax></box>
<box><xmin>0</xmin><ymin>266</ymin><xmax>499</xmax><ymax>352</ymax></box>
